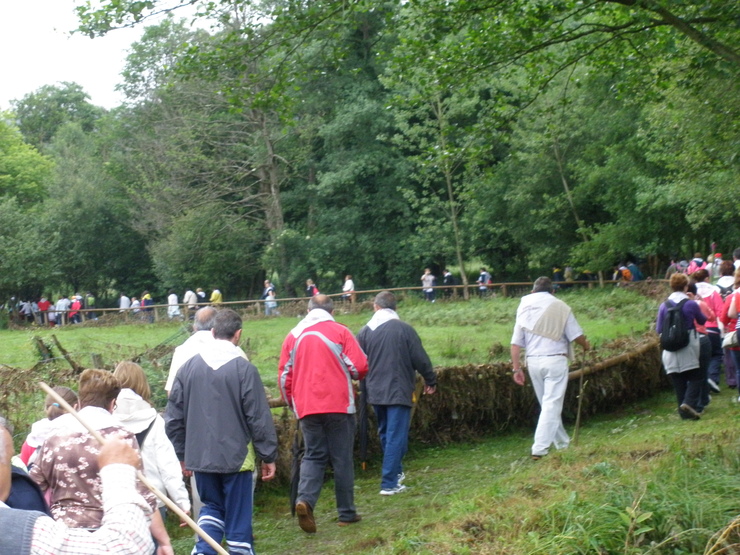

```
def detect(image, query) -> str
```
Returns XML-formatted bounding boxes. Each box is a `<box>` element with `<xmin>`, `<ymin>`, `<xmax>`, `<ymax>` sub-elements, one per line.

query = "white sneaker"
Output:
<box><xmin>707</xmin><ymin>378</ymin><xmax>721</xmax><ymax>393</ymax></box>
<box><xmin>397</xmin><ymin>472</ymin><xmax>406</xmax><ymax>485</ymax></box>
<box><xmin>380</xmin><ymin>485</ymin><xmax>407</xmax><ymax>496</ymax></box>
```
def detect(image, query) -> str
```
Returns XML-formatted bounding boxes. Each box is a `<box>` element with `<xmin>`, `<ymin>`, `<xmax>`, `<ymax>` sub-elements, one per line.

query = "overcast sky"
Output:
<box><xmin>0</xmin><ymin>1</ymin><xmax>187</xmax><ymax>111</ymax></box>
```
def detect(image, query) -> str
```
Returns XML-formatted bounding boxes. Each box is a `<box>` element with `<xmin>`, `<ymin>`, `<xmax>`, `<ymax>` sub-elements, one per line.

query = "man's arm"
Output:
<box><xmin>511</xmin><ymin>344</ymin><xmax>526</xmax><ymax>386</ymax></box>
<box><xmin>574</xmin><ymin>335</ymin><xmax>591</xmax><ymax>351</ymax></box>
<box><xmin>408</xmin><ymin>327</ymin><xmax>436</xmax><ymax>391</ymax></box>
<box><xmin>164</xmin><ymin>381</ymin><xmax>187</xmax><ymax>468</ymax></box>
<box><xmin>278</xmin><ymin>336</ymin><xmax>294</xmax><ymax>405</ymax></box>
<box><xmin>150</xmin><ymin>509</ymin><xmax>174</xmax><ymax>555</ymax></box>
<box><xmin>0</xmin><ymin>426</ymin><xmax>12</xmax><ymax>501</ymax></box>
<box><xmin>164</xmin><ymin>347</ymin><xmax>186</xmax><ymax>396</ymax></box>
<box><xmin>241</xmin><ymin>364</ymin><xmax>279</xmax><ymax>470</ymax></box>
<box><xmin>341</xmin><ymin>329</ymin><xmax>369</xmax><ymax>380</ymax></box>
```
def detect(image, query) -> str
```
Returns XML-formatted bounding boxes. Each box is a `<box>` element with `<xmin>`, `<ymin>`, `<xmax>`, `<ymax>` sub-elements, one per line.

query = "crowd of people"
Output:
<box><xmin>655</xmin><ymin>248</ymin><xmax>740</xmax><ymax>419</ymax></box>
<box><xmin>1</xmin><ymin>294</ymin><xmax>438</xmax><ymax>552</ymax></box>
<box><xmin>4</xmin><ymin>292</ymin><xmax>98</xmax><ymax>326</ymax></box>
<box><xmin>5</xmin><ymin>251</ymin><xmax>740</xmax><ymax>551</ymax></box>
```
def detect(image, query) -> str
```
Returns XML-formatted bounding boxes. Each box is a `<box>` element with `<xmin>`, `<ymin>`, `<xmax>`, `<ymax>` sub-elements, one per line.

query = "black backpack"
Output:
<box><xmin>660</xmin><ymin>298</ymin><xmax>690</xmax><ymax>352</ymax></box>
<box><xmin>718</xmin><ymin>284</ymin><xmax>734</xmax><ymax>300</ymax></box>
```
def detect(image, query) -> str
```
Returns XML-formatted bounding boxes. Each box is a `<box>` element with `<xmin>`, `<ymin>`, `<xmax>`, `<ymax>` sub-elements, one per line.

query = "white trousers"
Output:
<box><xmin>527</xmin><ymin>355</ymin><xmax>570</xmax><ymax>456</ymax></box>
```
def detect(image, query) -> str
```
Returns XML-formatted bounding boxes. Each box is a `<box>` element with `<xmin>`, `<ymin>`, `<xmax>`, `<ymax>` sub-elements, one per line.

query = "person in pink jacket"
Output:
<box><xmin>693</xmin><ymin>269</ymin><xmax>724</xmax><ymax>392</ymax></box>
<box><xmin>279</xmin><ymin>294</ymin><xmax>368</xmax><ymax>534</ymax></box>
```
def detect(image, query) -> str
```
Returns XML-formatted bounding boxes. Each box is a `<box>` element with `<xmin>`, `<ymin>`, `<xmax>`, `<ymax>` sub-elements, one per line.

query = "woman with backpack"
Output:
<box><xmin>656</xmin><ymin>272</ymin><xmax>707</xmax><ymax>420</ymax></box>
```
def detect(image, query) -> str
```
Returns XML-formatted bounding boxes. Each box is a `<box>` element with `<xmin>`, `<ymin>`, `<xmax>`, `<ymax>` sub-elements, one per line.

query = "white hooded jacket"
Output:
<box><xmin>113</xmin><ymin>388</ymin><xmax>190</xmax><ymax>511</ymax></box>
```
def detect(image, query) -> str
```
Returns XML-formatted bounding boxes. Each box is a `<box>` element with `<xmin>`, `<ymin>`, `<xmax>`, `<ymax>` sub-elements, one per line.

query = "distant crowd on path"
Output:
<box><xmin>4</xmin><ymin>292</ymin><xmax>98</xmax><ymax>327</ymax></box>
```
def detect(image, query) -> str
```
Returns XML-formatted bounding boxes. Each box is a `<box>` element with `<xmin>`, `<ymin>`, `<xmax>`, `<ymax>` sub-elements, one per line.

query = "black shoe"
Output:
<box><xmin>296</xmin><ymin>500</ymin><xmax>316</xmax><ymax>534</ymax></box>
<box><xmin>679</xmin><ymin>404</ymin><xmax>701</xmax><ymax>420</ymax></box>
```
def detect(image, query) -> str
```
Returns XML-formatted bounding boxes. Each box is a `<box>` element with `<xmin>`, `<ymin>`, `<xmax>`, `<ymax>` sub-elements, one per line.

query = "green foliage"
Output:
<box><xmin>0</xmin><ymin>119</ymin><xmax>53</xmax><ymax>205</ymax></box>
<box><xmin>151</xmin><ymin>202</ymin><xmax>264</xmax><ymax>297</ymax></box>
<box><xmin>0</xmin><ymin>197</ymin><xmax>55</xmax><ymax>299</ymax></box>
<box><xmin>25</xmin><ymin>0</ymin><xmax>737</xmax><ymax>297</ymax></box>
<box><xmin>41</xmin><ymin>122</ymin><xmax>154</xmax><ymax>295</ymax></box>
<box><xmin>11</xmin><ymin>82</ymin><xmax>104</xmax><ymax>149</ymax></box>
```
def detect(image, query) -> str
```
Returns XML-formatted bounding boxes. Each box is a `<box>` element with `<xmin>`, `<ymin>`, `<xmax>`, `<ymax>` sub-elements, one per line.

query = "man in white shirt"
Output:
<box><xmin>118</xmin><ymin>293</ymin><xmax>131</xmax><ymax>312</ymax></box>
<box><xmin>511</xmin><ymin>277</ymin><xmax>590</xmax><ymax>460</ymax></box>
<box><xmin>183</xmin><ymin>289</ymin><xmax>198</xmax><ymax>318</ymax></box>
<box><xmin>54</xmin><ymin>296</ymin><xmax>71</xmax><ymax>325</ymax></box>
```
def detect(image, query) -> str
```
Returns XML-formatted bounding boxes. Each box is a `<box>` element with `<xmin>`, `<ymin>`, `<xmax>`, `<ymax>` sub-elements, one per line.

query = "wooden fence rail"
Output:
<box><xmin>34</xmin><ymin>278</ymin><xmax>629</xmax><ymax>326</ymax></box>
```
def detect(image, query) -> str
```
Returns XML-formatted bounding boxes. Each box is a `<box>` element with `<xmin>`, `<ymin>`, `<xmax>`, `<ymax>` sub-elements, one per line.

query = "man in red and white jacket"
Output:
<box><xmin>279</xmin><ymin>294</ymin><xmax>368</xmax><ymax>534</ymax></box>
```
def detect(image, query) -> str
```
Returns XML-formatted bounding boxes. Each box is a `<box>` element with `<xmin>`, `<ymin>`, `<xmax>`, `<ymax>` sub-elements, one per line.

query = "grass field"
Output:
<box><xmin>243</xmin><ymin>389</ymin><xmax>740</xmax><ymax>554</ymax></box>
<box><xmin>8</xmin><ymin>285</ymin><xmax>728</xmax><ymax>554</ymax></box>
<box><xmin>0</xmin><ymin>286</ymin><xmax>658</xmax><ymax>401</ymax></box>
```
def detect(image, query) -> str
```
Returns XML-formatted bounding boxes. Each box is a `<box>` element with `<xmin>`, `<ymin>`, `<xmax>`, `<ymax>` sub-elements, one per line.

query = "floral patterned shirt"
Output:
<box><xmin>29</xmin><ymin>407</ymin><xmax>156</xmax><ymax>529</ymax></box>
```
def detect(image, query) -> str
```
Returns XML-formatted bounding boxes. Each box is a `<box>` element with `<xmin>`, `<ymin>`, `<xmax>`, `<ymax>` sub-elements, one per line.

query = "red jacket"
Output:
<box><xmin>279</xmin><ymin>318</ymin><xmax>368</xmax><ymax>419</ymax></box>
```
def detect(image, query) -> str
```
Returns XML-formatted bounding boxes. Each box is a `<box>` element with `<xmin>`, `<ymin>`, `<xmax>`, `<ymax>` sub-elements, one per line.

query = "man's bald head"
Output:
<box><xmin>308</xmin><ymin>294</ymin><xmax>333</xmax><ymax>314</ymax></box>
<box><xmin>194</xmin><ymin>306</ymin><xmax>217</xmax><ymax>331</ymax></box>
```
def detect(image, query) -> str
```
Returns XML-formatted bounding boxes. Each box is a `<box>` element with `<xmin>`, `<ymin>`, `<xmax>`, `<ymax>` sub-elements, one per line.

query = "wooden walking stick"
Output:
<box><xmin>572</xmin><ymin>354</ymin><xmax>589</xmax><ymax>447</ymax></box>
<box><xmin>572</xmin><ymin>373</ymin><xmax>588</xmax><ymax>447</ymax></box>
<box><xmin>39</xmin><ymin>381</ymin><xmax>228</xmax><ymax>555</ymax></box>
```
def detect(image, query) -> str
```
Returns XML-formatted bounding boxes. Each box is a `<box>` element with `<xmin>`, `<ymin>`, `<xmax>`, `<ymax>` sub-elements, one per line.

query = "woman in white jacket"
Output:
<box><xmin>112</xmin><ymin>361</ymin><xmax>190</xmax><ymax>518</ymax></box>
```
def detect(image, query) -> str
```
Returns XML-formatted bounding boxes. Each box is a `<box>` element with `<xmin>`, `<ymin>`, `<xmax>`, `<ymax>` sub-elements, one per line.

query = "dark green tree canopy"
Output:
<box><xmin>11</xmin><ymin>82</ymin><xmax>104</xmax><ymax>149</ymax></box>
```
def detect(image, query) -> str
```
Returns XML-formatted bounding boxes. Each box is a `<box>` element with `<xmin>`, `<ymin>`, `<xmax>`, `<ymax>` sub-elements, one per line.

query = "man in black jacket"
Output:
<box><xmin>166</xmin><ymin>309</ymin><xmax>277</xmax><ymax>555</ymax></box>
<box><xmin>357</xmin><ymin>291</ymin><xmax>436</xmax><ymax>496</ymax></box>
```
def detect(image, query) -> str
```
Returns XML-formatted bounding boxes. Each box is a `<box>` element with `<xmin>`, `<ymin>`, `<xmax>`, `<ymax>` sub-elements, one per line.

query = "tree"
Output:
<box><xmin>71</xmin><ymin>0</ymin><xmax>739</xmax><ymax>283</ymax></box>
<box><xmin>0</xmin><ymin>197</ymin><xmax>55</xmax><ymax>301</ymax></box>
<box><xmin>151</xmin><ymin>202</ymin><xmax>264</xmax><ymax>298</ymax></box>
<box><xmin>0</xmin><ymin>119</ymin><xmax>53</xmax><ymax>205</ymax></box>
<box><xmin>11</xmin><ymin>82</ymin><xmax>104</xmax><ymax>149</ymax></box>
<box><xmin>42</xmin><ymin>122</ymin><xmax>154</xmax><ymax>295</ymax></box>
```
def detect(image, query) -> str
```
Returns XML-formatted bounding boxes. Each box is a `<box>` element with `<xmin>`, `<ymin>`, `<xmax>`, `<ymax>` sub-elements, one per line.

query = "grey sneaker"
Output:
<box><xmin>380</xmin><ymin>484</ymin><xmax>407</xmax><ymax>496</ymax></box>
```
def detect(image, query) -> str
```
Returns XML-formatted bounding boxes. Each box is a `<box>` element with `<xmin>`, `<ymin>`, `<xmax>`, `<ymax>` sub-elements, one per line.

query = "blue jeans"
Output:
<box><xmin>194</xmin><ymin>470</ymin><xmax>255</xmax><ymax>555</ymax></box>
<box><xmin>373</xmin><ymin>405</ymin><xmax>412</xmax><ymax>489</ymax></box>
<box><xmin>298</xmin><ymin>413</ymin><xmax>358</xmax><ymax>522</ymax></box>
